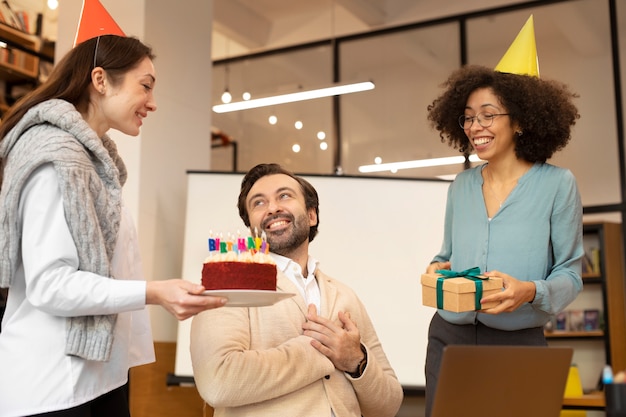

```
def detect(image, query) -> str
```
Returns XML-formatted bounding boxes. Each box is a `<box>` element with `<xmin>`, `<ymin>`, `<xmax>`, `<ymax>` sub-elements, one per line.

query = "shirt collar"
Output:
<box><xmin>270</xmin><ymin>252</ymin><xmax>319</xmax><ymax>277</ymax></box>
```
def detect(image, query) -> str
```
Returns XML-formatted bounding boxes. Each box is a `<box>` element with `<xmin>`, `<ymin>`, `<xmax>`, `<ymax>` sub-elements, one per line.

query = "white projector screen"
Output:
<box><xmin>174</xmin><ymin>171</ymin><xmax>450</xmax><ymax>388</ymax></box>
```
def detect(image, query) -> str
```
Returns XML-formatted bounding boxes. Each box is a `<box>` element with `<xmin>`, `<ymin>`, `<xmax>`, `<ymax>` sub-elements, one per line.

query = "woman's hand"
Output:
<box><xmin>426</xmin><ymin>261</ymin><xmax>450</xmax><ymax>274</ymax></box>
<box><xmin>146</xmin><ymin>279</ymin><xmax>227</xmax><ymax>320</ymax></box>
<box><xmin>479</xmin><ymin>270</ymin><xmax>536</xmax><ymax>314</ymax></box>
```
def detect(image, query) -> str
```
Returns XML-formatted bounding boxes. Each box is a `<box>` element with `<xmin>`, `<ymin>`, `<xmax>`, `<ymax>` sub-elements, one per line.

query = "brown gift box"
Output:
<box><xmin>421</xmin><ymin>273</ymin><xmax>503</xmax><ymax>313</ymax></box>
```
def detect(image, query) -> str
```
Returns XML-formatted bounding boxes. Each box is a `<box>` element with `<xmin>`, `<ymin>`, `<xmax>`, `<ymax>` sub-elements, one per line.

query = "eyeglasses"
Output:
<box><xmin>458</xmin><ymin>112</ymin><xmax>509</xmax><ymax>129</ymax></box>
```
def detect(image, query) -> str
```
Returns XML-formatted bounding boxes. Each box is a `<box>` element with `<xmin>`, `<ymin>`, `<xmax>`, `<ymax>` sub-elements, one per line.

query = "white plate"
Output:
<box><xmin>201</xmin><ymin>290</ymin><xmax>296</xmax><ymax>307</ymax></box>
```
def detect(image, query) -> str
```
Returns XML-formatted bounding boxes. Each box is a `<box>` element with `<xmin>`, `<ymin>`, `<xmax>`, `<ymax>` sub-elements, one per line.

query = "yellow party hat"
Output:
<box><xmin>494</xmin><ymin>15</ymin><xmax>540</xmax><ymax>77</ymax></box>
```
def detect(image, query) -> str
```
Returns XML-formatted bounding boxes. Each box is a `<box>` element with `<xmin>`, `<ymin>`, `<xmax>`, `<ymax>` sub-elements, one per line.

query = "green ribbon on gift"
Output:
<box><xmin>435</xmin><ymin>267</ymin><xmax>488</xmax><ymax>311</ymax></box>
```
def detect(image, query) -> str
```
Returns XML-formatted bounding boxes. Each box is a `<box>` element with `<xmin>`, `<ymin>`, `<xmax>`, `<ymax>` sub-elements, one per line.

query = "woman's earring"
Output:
<box><xmin>516</xmin><ymin>130</ymin><xmax>523</xmax><ymax>136</ymax></box>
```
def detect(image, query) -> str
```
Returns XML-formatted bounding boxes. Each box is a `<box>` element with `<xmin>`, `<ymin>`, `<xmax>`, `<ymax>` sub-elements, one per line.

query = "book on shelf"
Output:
<box><xmin>582</xmin><ymin>248</ymin><xmax>601</xmax><ymax>275</ymax></box>
<box><xmin>584</xmin><ymin>309</ymin><xmax>600</xmax><ymax>331</ymax></box>
<box><xmin>15</xmin><ymin>10</ymin><xmax>27</xmax><ymax>33</ymax></box>
<box><xmin>555</xmin><ymin>311</ymin><xmax>568</xmax><ymax>331</ymax></box>
<box><xmin>0</xmin><ymin>1</ymin><xmax>25</xmax><ymax>32</ymax></box>
<box><xmin>590</xmin><ymin>247</ymin><xmax>601</xmax><ymax>274</ymax></box>
<box><xmin>568</xmin><ymin>310</ymin><xmax>585</xmax><ymax>332</ymax></box>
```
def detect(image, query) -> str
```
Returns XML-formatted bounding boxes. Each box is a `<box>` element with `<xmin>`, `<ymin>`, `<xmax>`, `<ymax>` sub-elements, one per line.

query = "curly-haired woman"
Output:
<box><xmin>424</xmin><ymin>65</ymin><xmax>584</xmax><ymax>416</ymax></box>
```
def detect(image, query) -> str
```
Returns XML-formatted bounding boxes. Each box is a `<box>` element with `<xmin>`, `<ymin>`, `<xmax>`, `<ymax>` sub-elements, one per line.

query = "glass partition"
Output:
<box><xmin>467</xmin><ymin>0</ymin><xmax>620</xmax><ymax>207</ymax></box>
<box><xmin>211</xmin><ymin>45</ymin><xmax>334</xmax><ymax>174</ymax></box>
<box><xmin>339</xmin><ymin>23</ymin><xmax>463</xmax><ymax>178</ymax></box>
<box><xmin>211</xmin><ymin>0</ymin><xmax>624</xmax><ymax>209</ymax></box>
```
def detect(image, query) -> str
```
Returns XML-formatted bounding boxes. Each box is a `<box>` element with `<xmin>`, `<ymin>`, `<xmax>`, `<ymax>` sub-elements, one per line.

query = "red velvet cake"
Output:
<box><xmin>203</xmin><ymin>232</ymin><xmax>276</xmax><ymax>291</ymax></box>
<box><xmin>202</xmin><ymin>261</ymin><xmax>276</xmax><ymax>290</ymax></box>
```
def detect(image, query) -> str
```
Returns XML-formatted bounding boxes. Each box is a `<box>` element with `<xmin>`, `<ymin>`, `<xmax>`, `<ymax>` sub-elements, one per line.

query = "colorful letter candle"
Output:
<box><xmin>421</xmin><ymin>267</ymin><xmax>503</xmax><ymax>313</ymax></box>
<box><xmin>202</xmin><ymin>229</ymin><xmax>278</xmax><ymax>292</ymax></box>
<box><xmin>238</xmin><ymin>238</ymin><xmax>246</xmax><ymax>252</ymax></box>
<box><xmin>261</xmin><ymin>231</ymin><xmax>269</xmax><ymax>253</ymax></box>
<box><xmin>254</xmin><ymin>228</ymin><xmax>262</xmax><ymax>250</ymax></box>
<box><xmin>205</xmin><ymin>229</ymin><xmax>274</xmax><ymax>258</ymax></box>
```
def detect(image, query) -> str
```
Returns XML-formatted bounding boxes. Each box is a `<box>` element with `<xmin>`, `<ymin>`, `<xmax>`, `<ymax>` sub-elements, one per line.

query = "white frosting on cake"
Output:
<box><xmin>204</xmin><ymin>251</ymin><xmax>275</xmax><ymax>264</ymax></box>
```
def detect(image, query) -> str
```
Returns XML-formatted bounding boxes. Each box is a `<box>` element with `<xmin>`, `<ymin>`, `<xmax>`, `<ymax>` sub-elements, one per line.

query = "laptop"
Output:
<box><xmin>431</xmin><ymin>345</ymin><xmax>573</xmax><ymax>417</ymax></box>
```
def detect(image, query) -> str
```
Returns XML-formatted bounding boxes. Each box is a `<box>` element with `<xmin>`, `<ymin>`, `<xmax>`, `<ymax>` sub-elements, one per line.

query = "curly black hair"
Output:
<box><xmin>426</xmin><ymin>65</ymin><xmax>580</xmax><ymax>163</ymax></box>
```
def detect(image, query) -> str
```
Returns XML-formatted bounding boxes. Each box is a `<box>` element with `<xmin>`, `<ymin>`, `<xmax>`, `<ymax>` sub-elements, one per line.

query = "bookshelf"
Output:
<box><xmin>0</xmin><ymin>22</ymin><xmax>39</xmax><ymax>80</ymax></box>
<box><xmin>546</xmin><ymin>222</ymin><xmax>626</xmax><ymax>410</ymax></box>
<box><xmin>0</xmin><ymin>21</ymin><xmax>44</xmax><ymax>114</ymax></box>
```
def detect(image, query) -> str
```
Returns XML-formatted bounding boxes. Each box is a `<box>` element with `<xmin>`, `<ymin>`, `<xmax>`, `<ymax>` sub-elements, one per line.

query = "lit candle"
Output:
<box><xmin>254</xmin><ymin>227</ymin><xmax>262</xmax><ymax>250</ymax></box>
<box><xmin>208</xmin><ymin>230</ymin><xmax>216</xmax><ymax>251</ymax></box>
<box><xmin>261</xmin><ymin>230</ymin><xmax>267</xmax><ymax>253</ymax></box>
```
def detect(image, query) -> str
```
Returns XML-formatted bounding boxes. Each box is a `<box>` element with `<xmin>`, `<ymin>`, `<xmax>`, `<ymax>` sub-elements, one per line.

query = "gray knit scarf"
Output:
<box><xmin>0</xmin><ymin>99</ymin><xmax>127</xmax><ymax>361</ymax></box>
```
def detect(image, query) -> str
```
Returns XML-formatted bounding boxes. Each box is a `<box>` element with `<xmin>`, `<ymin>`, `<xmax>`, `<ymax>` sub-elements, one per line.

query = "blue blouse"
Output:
<box><xmin>432</xmin><ymin>162</ymin><xmax>584</xmax><ymax>331</ymax></box>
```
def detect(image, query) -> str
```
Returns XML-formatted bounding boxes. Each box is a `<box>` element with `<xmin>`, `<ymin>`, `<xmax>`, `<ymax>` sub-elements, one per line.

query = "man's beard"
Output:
<box><xmin>264</xmin><ymin>212</ymin><xmax>310</xmax><ymax>256</ymax></box>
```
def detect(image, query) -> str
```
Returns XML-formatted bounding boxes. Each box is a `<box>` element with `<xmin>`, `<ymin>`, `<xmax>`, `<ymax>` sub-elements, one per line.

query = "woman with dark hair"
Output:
<box><xmin>423</xmin><ymin>64</ymin><xmax>584</xmax><ymax>417</ymax></box>
<box><xmin>0</xmin><ymin>35</ymin><xmax>225</xmax><ymax>417</ymax></box>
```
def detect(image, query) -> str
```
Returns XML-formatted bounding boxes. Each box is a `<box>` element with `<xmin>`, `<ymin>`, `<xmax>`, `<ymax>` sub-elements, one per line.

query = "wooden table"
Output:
<box><xmin>563</xmin><ymin>391</ymin><xmax>605</xmax><ymax>410</ymax></box>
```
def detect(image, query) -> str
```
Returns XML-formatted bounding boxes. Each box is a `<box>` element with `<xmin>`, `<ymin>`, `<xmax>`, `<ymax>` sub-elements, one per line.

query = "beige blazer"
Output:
<box><xmin>190</xmin><ymin>268</ymin><xmax>403</xmax><ymax>417</ymax></box>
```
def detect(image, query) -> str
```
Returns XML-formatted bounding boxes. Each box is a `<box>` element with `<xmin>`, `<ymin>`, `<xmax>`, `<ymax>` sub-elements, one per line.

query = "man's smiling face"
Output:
<box><xmin>245</xmin><ymin>174</ymin><xmax>317</xmax><ymax>256</ymax></box>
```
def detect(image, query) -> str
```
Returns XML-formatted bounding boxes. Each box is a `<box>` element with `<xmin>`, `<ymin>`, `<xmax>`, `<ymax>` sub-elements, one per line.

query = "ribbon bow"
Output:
<box><xmin>435</xmin><ymin>267</ymin><xmax>488</xmax><ymax>310</ymax></box>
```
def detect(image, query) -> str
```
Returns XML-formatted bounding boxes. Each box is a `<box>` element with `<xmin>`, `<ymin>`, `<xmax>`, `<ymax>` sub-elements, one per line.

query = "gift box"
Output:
<box><xmin>421</xmin><ymin>269</ymin><xmax>503</xmax><ymax>313</ymax></box>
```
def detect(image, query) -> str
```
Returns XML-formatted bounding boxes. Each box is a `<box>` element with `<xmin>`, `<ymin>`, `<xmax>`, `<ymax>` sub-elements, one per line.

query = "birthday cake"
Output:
<box><xmin>202</xmin><ymin>233</ymin><xmax>277</xmax><ymax>291</ymax></box>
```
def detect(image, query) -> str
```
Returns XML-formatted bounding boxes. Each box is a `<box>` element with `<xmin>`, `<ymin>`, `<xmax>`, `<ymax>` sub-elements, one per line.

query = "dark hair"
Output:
<box><xmin>0</xmin><ymin>35</ymin><xmax>155</xmax><ymax>140</ymax></box>
<box><xmin>426</xmin><ymin>65</ymin><xmax>580</xmax><ymax>163</ymax></box>
<box><xmin>237</xmin><ymin>163</ymin><xmax>320</xmax><ymax>242</ymax></box>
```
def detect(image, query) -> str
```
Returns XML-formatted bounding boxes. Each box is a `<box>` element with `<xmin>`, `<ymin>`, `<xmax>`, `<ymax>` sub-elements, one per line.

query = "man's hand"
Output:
<box><xmin>302</xmin><ymin>304</ymin><xmax>364</xmax><ymax>372</ymax></box>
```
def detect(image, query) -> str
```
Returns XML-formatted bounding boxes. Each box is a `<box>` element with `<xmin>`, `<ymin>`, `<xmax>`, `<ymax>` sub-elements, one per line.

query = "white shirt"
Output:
<box><xmin>0</xmin><ymin>164</ymin><xmax>155</xmax><ymax>417</ymax></box>
<box><xmin>271</xmin><ymin>253</ymin><xmax>338</xmax><ymax>416</ymax></box>
<box><xmin>271</xmin><ymin>253</ymin><xmax>321</xmax><ymax>314</ymax></box>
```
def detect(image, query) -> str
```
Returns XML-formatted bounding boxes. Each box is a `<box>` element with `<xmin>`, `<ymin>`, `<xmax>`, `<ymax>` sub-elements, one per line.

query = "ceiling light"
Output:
<box><xmin>268</xmin><ymin>115</ymin><xmax>277</xmax><ymax>125</ymax></box>
<box><xmin>320</xmin><ymin>142</ymin><xmax>328</xmax><ymax>150</ymax></box>
<box><xmin>221</xmin><ymin>89</ymin><xmax>232</xmax><ymax>104</ymax></box>
<box><xmin>213</xmin><ymin>81</ymin><xmax>375</xmax><ymax>113</ymax></box>
<box><xmin>359</xmin><ymin>154</ymin><xmax>481</xmax><ymax>173</ymax></box>
<box><xmin>220</xmin><ymin>64</ymin><xmax>232</xmax><ymax>103</ymax></box>
<box><xmin>295</xmin><ymin>120</ymin><xmax>303</xmax><ymax>130</ymax></box>
<box><xmin>292</xmin><ymin>144</ymin><xmax>301</xmax><ymax>153</ymax></box>
<box><xmin>317</xmin><ymin>131</ymin><xmax>326</xmax><ymax>140</ymax></box>
<box><xmin>242</xmin><ymin>92</ymin><xmax>251</xmax><ymax>101</ymax></box>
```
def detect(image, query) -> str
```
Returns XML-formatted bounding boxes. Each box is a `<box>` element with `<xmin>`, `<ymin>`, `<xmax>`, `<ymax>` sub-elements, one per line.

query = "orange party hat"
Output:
<box><xmin>494</xmin><ymin>15</ymin><xmax>540</xmax><ymax>78</ymax></box>
<box><xmin>73</xmin><ymin>0</ymin><xmax>125</xmax><ymax>46</ymax></box>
